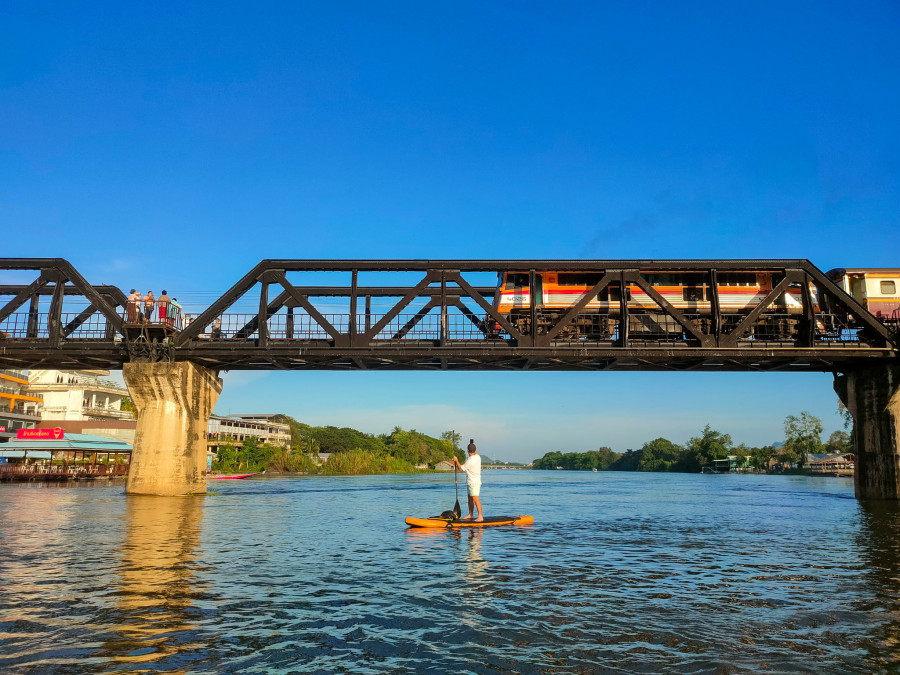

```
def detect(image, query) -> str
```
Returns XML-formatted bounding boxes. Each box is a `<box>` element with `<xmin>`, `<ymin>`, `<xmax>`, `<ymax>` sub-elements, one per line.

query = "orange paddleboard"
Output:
<box><xmin>405</xmin><ymin>515</ymin><xmax>534</xmax><ymax>528</ymax></box>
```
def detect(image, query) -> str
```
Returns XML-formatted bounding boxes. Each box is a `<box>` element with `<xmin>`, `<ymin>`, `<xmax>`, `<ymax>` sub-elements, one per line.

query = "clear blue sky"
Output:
<box><xmin>2</xmin><ymin>2</ymin><xmax>898</xmax><ymax>461</ymax></box>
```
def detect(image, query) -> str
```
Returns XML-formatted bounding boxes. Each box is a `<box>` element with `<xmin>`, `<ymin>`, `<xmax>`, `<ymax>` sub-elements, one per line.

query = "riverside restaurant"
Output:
<box><xmin>0</xmin><ymin>433</ymin><xmax>132</xmax><ymax>481</ymax></box>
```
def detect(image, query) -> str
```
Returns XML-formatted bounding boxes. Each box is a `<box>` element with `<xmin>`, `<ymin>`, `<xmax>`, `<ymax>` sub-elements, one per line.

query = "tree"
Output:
<box><xmin>679</xmin><ymin>425</ymin><xmax>732</xmax><ymax>472</ymax></box>
<box><xmin>593</xmin><ymin>447</ymin><xmax>620</xmax><ymax>470</ymax></box>
<box><xmin>825</xmin><ymin>430</ymin><xmax>852</xmax><ymax>454</ymax></box>
<box><xmin>783</xmin><ymin>412</ymin><xmax>823</xmax><ymax>468</ymax></box>
<box><xmin>749</xmin><ymin>445</ymin><xmax>777</xmax><ymax>471</ymax></box>
<box><xmin>532</xmin><ymin>451</ymin><xmax>564</xmax><ymax>470</ymax></box>
<box><xmin>442</xmin><ymin>430</ymin><xmax>465</xmax><ymax>463</ymax></box>
<box><xmin>610</xmin><ymin>449</ymin><xmax>642</xmax><ymax>471</ymax></box>
<box><xmin>637</xmin><ymin>437</ymin><xmax>682</xmax><ymax>472</ymax></box>
<box><xmin>120</xmin><ymin>396</ymin><xmax>137</xmax><ymax>419</ymax></box>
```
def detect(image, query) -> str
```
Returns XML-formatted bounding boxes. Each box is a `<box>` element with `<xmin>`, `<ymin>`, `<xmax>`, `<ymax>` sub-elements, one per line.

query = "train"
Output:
<box><xmin>484</xmin><ymin>268</ymin><xmax>900</xmax><ymax>341</ymax></box>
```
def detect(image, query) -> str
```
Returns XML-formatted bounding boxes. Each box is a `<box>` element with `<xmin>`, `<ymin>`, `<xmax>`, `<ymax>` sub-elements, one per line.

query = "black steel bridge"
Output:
<box><xmin>0</xmin><ymin>258</ymin><xmax>897</xmax><ymax>372</ymax></box>
<box><xmin>0</xmin><ymin>258</ymin><xmax>900</xmax><ymax>372</ymax></box>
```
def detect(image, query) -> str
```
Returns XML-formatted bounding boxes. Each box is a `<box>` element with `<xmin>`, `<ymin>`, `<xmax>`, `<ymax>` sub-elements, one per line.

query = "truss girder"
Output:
<box><xmin>1</xmin><ymin>258</ymin><xmax>897</xmax><ymax>372</ymax></box>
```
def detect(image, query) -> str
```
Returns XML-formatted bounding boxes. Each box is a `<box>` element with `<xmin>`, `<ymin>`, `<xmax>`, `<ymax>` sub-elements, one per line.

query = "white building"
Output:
<box><xmin>207</xmin><ymin>414</ymin><xmax>291</xmax><ymax>450</ymax></box>
<box><xmin>0</xmin><ymin>369</ymin><xmax>43</xmax><ymax>442</ymax></box>
<box><xmin>27</xmin><ymin>370</ymin><xmax>133</xmax><ymax>422</ymax></box>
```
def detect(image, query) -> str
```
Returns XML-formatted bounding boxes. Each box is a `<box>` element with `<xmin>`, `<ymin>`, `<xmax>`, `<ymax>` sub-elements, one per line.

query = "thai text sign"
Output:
<box><xmin>17</xmin><ymin>428</ymin><xmax>64</xmax><ymax>440</ymax></box>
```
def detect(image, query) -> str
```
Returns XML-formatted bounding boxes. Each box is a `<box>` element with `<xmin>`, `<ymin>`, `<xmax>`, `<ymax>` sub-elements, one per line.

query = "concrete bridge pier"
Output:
<box><xmin>123</xmin><ymin>362</ymin><xmax>222</xmax><ymax>496</ymax></box>
<box><xmin>834</xmin><ymin>365</ymin><xmax>900</xmax><ymax>500</ymax></box>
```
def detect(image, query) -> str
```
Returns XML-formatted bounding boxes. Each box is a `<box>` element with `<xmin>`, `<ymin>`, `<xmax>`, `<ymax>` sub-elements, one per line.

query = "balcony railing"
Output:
<box><xmin>82</xmin><ymin>406</ymin><xmax>134</xmax><ymax>420</ymax></box>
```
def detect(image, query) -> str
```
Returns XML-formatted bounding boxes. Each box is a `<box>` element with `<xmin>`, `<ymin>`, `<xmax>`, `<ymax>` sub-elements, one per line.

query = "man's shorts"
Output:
<box><xmin>467</xmin><ymin>480</ymin><xmax>481</xmax><ymax>497</ymax></box>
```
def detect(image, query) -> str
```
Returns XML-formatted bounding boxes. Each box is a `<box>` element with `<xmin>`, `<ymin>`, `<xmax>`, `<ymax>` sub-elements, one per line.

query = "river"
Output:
<box><xmin>1</xmin><ymin>471</ymin><xmax>899</xmax><ymax>673</ymax></box>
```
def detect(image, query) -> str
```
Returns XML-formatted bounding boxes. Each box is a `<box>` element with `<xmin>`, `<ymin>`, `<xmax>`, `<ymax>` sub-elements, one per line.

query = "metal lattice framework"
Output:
<box><xmin>0</xmin><ymin>258</ymin><xmax>896</xmax><ymax>372</ymax></box>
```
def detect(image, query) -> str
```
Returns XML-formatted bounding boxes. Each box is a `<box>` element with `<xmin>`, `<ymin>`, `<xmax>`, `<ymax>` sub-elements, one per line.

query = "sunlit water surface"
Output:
<box><xmin>2</xmin><ymin>472</ymin><xmax>900</xmax><ymax>673</ymax></box>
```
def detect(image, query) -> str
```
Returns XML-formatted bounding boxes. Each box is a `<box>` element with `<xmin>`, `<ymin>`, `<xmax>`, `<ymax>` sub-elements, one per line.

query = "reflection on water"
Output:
<box><xmin>856</xmin><ymin>501</ymin><xmax>900</xmax><ymax>670</ymax></box>
<box><xmin>105</xmin><ymin>496</ymin><xmax>205</xmax><ymax>666</ymax></box>
<box><xmin>2</xmin><ymin>473</ymin><xmax>900</xmax><ymax>672</ymax></box>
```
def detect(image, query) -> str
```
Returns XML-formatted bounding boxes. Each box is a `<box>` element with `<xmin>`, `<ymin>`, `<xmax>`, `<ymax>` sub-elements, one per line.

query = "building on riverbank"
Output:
<box><xmin>806</xmin><ymin>452</ymin><xmax>855</xmax><ymax>477</ymax></box>
<box><xmin>206</xmin><ymin>414</ymin><xmax>292</xmax><ymax>464</ymax></box>
<box><xmin>0</xmin><ymin>433</ymin><xmax>132</xmax><ymax>481</ymax></box>
<box><xmin>27</xmin><ymin>370</ymin><xmax>132</xmax><ymax>422</ymax></box>
<box><xmin>711</xmin><ymin>455</ymin><xmax>754</xmax><ymax>473</ymax></box>
<box><xmin>0</xmin><ymin>369</ymin><xmax>43</xmax><ymax>442</ymax></box>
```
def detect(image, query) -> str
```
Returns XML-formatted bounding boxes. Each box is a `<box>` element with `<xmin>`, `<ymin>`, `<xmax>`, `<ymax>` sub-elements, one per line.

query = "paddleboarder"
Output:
<box><xmin>450</xmin><ymin>439</ymin><xmax>483</xmax><ymax>522</ymax></box>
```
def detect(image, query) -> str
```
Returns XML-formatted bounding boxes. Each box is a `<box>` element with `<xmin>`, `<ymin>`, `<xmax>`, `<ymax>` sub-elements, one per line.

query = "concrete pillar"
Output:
<box><xmin>123</xmin><ymin>362</ymin><xmax>222</xmax><ymax>496</ymax></box>
<box><xmin>834</xmin><ymin>364</ymin><xmax>900</xmax><ymax>500</ymax></box>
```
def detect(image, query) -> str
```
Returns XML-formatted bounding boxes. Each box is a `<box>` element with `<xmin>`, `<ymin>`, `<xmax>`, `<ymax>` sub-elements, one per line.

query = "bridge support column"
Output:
<box><xmin>123</xmin><ymin>362</ymin><xmax>222</xmax><ymax>496</ymax></box>
<box><xmin>834</xmin><ymin>365</ymin><xmax>900</xmax><ymax>500</ymax></box>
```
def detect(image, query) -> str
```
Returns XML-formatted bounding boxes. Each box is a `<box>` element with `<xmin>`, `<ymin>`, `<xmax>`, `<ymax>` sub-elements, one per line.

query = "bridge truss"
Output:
<box><xmin>0</xmin><ymin>258</ymin><xmax>896</xmax><ymax>372</ymax></box>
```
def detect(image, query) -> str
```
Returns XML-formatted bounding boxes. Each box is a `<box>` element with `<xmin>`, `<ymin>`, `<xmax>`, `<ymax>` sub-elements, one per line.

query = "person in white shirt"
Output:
<box><xmin>450</xmin><ymin>439</ymin><xmax>483</xmax><ymax>521</ymax></box>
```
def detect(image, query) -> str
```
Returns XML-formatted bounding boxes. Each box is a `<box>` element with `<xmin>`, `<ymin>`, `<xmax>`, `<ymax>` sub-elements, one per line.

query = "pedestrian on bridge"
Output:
<box><xmin>126</xmin><ymin>289</ymin><xmax>140</xmax><ymax>323</ymax></box>
<box><xmin>142</xmin><ymin>291</ymin><xmax>155</xmax><ymax>323</ymax></box>
<box><xmin>170</xmin><ymin>298</ymin><xmax>182</xmax><ymax>329</ymax></box>
<box><xmin>158</xmin><ymin>290</ymin><xmax>171</xmax><ymax>325</ymax></box>
<box><xmin>450</xmin><ymin>439</ymin><xmax>483</xmax><ymax>522</ymax></box>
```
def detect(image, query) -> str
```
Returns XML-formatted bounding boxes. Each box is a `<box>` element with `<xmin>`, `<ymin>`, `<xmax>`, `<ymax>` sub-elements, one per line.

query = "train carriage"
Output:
<box><xmin>490</xmin><ymin>270</ymin><xmax>814</xmax><ymax>341</ymax></box>
<box><xmin>825</xmin><ymin>268</ymin><xmax>900</xmax><ymax>322</ymax></box>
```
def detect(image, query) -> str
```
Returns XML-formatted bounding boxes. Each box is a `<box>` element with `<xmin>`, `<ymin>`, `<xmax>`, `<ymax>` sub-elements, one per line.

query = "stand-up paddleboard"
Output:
<box><xmin>405</xmin><ymin>515</ymin><xmax>533</xmax><ymax>528</ymax></box>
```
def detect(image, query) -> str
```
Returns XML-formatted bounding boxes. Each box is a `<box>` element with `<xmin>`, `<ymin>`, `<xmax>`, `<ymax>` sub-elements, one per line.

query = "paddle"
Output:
<box><xmin>453</xmin><ymin>464</ymin><xmax>462</xmax><ymax>519</ymax></box>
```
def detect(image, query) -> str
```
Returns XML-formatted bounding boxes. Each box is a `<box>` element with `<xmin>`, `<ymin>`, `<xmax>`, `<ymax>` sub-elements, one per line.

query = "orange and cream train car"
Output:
<box><xmin>826</xmin><ymin>268</ymin><xmax>900</xmax><ymax>322</ymax></box>
<box><xmin>489</xmin><ymin>270</ymin><xmax>814</xmax><ymax>340</ymax></box>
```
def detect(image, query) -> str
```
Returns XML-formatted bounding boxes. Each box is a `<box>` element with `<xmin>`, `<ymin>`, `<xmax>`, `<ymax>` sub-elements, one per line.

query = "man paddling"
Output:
<box><xmin>450</xmin><ymin>439</ymin><xmax>483</xmax><ymax>522</ymax></box>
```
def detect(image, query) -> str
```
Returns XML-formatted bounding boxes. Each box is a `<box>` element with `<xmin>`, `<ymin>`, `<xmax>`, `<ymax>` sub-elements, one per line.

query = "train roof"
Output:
<box><xmin>826</xmin><ymin>268</ymin><xmax>900</xmax><ymax>278</ymax></box>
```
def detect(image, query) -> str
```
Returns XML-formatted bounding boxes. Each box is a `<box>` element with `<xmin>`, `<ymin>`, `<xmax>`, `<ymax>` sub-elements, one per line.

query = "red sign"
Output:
<box><xmin>17</xmin><ymin>428</ymin><xmax>64</xmax><ymax>440</ymax></box>
<box><xmin>0</xmin><ymin>426</ymin><xmax>5</xmax><ymax>432</ymax></box>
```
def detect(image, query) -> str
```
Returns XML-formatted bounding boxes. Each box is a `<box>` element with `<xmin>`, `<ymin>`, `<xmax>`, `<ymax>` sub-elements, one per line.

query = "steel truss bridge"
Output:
<box><xmin>0</xmin><ymin>258</ymin><xmax>897</xmax><ymax>372</ymax></box>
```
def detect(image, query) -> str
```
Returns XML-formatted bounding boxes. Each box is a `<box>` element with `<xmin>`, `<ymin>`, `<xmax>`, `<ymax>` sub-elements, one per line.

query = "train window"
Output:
<box><xmin>718</xmin><ymin>273</ymin><xmax>757</xmax><ymax>286</ymax></box>
<box><xmin>557</xmin><ymin>273</ymin><xmax>605</xmax><ymax>287</ymax></box>
<box><xmin>644</xmin><ymin>274</ymin><xmax>675</xmax><ymax>286</ymax></box>
<box><xmin>683</xmin><ymin>287</ymin><xmax>704</xmax><ymax>302</ymax></box>
<box><xmin>881</xmin><ymin>280</ymin><xmax>896</xmax><ymax>295</ymax></box>
<box><xmin>504</xmin><ymin>274</ymin><xmax>530</xmax><ymax>290</ymax></box>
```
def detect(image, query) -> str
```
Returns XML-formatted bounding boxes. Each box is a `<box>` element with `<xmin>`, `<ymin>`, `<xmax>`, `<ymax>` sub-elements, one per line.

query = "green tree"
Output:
<box><xmin>120</xmin><ymin>396</ymin><xmax>137</xmax><ymax>419</ymax></box>
<box><xmin>825</xmin><ymin>430</ymin><xmax>852</xmax><ymax>454</ymax></box>
<box><xmin>749</xmin><ymin>445</ymin><xmax>777</xmax><ymax>471</ymax></box>
<box><xmin>783</xmin><ymin>412</ymin><xmax>823</xmax><ymax>468</ymax></box>
<box><xmin>532</xmin><ymin>451</ymin><xmax>564</xmax><ymax>470</ymax></box>
<box><xmin>593</xmin><ymin>447</ymin><xmax>620</xmax><ymax>470</ymax></box>
<box><xmin>609</xmin><ymin>449</ymin><xmax>642</xmax><ymax>471</ymax></box>
<box><xmin>441</xmin><ymin>430</ymin><xmax>463</xmax><ymax>462</ymax></box>
<box><xmin>637</xmin><ymin>437</ymin><xmax>682</xmax><ymax>472</ymax></box>
<box><xmin>679</xmin><ymin>425</ymin><xmax>732</xmax><ymax>472</ymax></box>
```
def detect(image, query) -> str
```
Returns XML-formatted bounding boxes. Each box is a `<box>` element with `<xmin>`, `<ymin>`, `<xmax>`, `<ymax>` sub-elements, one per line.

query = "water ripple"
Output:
<box><xmin>1</xmin><ymin>473</ymin><xmax>899</xmax><ymax>672</ymax></box>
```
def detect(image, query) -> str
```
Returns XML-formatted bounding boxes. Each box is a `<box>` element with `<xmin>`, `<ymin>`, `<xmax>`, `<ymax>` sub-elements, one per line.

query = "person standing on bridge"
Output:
<box><xmin>450</xmin><ymin>439</ymin><xmax>483</xmax><ymax>521</ymax></box>
<box><xmin>126</xmin><ymin>289</ymin><xmax>140</xmax><ymax>323</ymax></box>
<box><xmin>142</xmin><ymin>290</ymin><xmax>155</xmax><ymax>323</ymax></box>
<box><xmin>158</xmin><ymin>290</ymin><xmax>171</xmax><ymax>326</ymax></box>
<box><xmin>170</xmin><ymin>297</ymin><xmax>182</xmax><ymax>329</ymax></box>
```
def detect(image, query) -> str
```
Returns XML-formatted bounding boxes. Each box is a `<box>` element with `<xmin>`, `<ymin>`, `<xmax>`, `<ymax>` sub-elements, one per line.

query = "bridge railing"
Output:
<box><xmin>0</xmin><ymin>308</ymin><xmax>877</xmax><ymax>347</ymax></box>
<box><xmin>1</xmin><ymin>311</ymin><xmax>116</xmax><ymax>340</ymax></box>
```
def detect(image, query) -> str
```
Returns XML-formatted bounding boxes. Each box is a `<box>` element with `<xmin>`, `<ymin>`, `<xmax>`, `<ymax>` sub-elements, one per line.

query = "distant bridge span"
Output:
<box><xmin>1</xmin><ymin>258</ymin><xmax>898</xmax><ymax>499</ymax></box>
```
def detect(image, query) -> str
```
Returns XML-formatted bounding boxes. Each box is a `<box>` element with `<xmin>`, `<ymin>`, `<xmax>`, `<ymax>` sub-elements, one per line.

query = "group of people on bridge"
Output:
<box><xmin>126</xmin><ymin>289</ymin><xmax>182</xmax><ymax>329</ymax></box>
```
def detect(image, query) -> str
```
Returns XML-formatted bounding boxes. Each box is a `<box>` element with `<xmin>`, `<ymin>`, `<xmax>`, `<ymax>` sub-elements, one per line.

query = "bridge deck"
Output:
<box><xmin>1</xmin><ymin>258</ymin><xmax>897</xmax><ymax>372</ymax></box>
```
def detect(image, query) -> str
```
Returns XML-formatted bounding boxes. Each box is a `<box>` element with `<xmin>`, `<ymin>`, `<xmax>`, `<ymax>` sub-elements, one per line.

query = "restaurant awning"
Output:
<box><xmin>0</xmin><ymin>450</ymin><xmax>53</xmax><ymax>459</ymax></box>
<box><xmin>0</xmin><ymin>433</ymin><xmax>132</xmax><ymax>452</ymax></box>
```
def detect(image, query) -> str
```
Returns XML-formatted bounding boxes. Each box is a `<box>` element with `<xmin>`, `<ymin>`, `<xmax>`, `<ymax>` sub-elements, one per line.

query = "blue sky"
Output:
<box><xmin>2</xmin><ymin>2</ymin><xmax>898</xmax><ymax>461</ymax></box>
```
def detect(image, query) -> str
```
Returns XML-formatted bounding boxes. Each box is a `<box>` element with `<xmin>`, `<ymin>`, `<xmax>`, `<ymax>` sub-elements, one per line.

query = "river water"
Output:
<box><xmin>1</xmin><ymin>472</ymin><xmax>900</xmax><ymax>673</ymax></box>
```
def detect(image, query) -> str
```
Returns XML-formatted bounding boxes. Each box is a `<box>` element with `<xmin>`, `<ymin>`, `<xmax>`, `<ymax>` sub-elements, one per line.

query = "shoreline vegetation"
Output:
<box><xmin>211</xmin><ymin>411</ymin><xmax>852</xmax><ymax>477</ymax></box>
<box><xmin>533</xmin><ymin>412</ymin><xmax>852</xmax><ymax>474</ymax></box>
<box><xmin>211</xmin><ymin>417</ymin><xmax>520</xmax><ymax>476</ymax></box>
